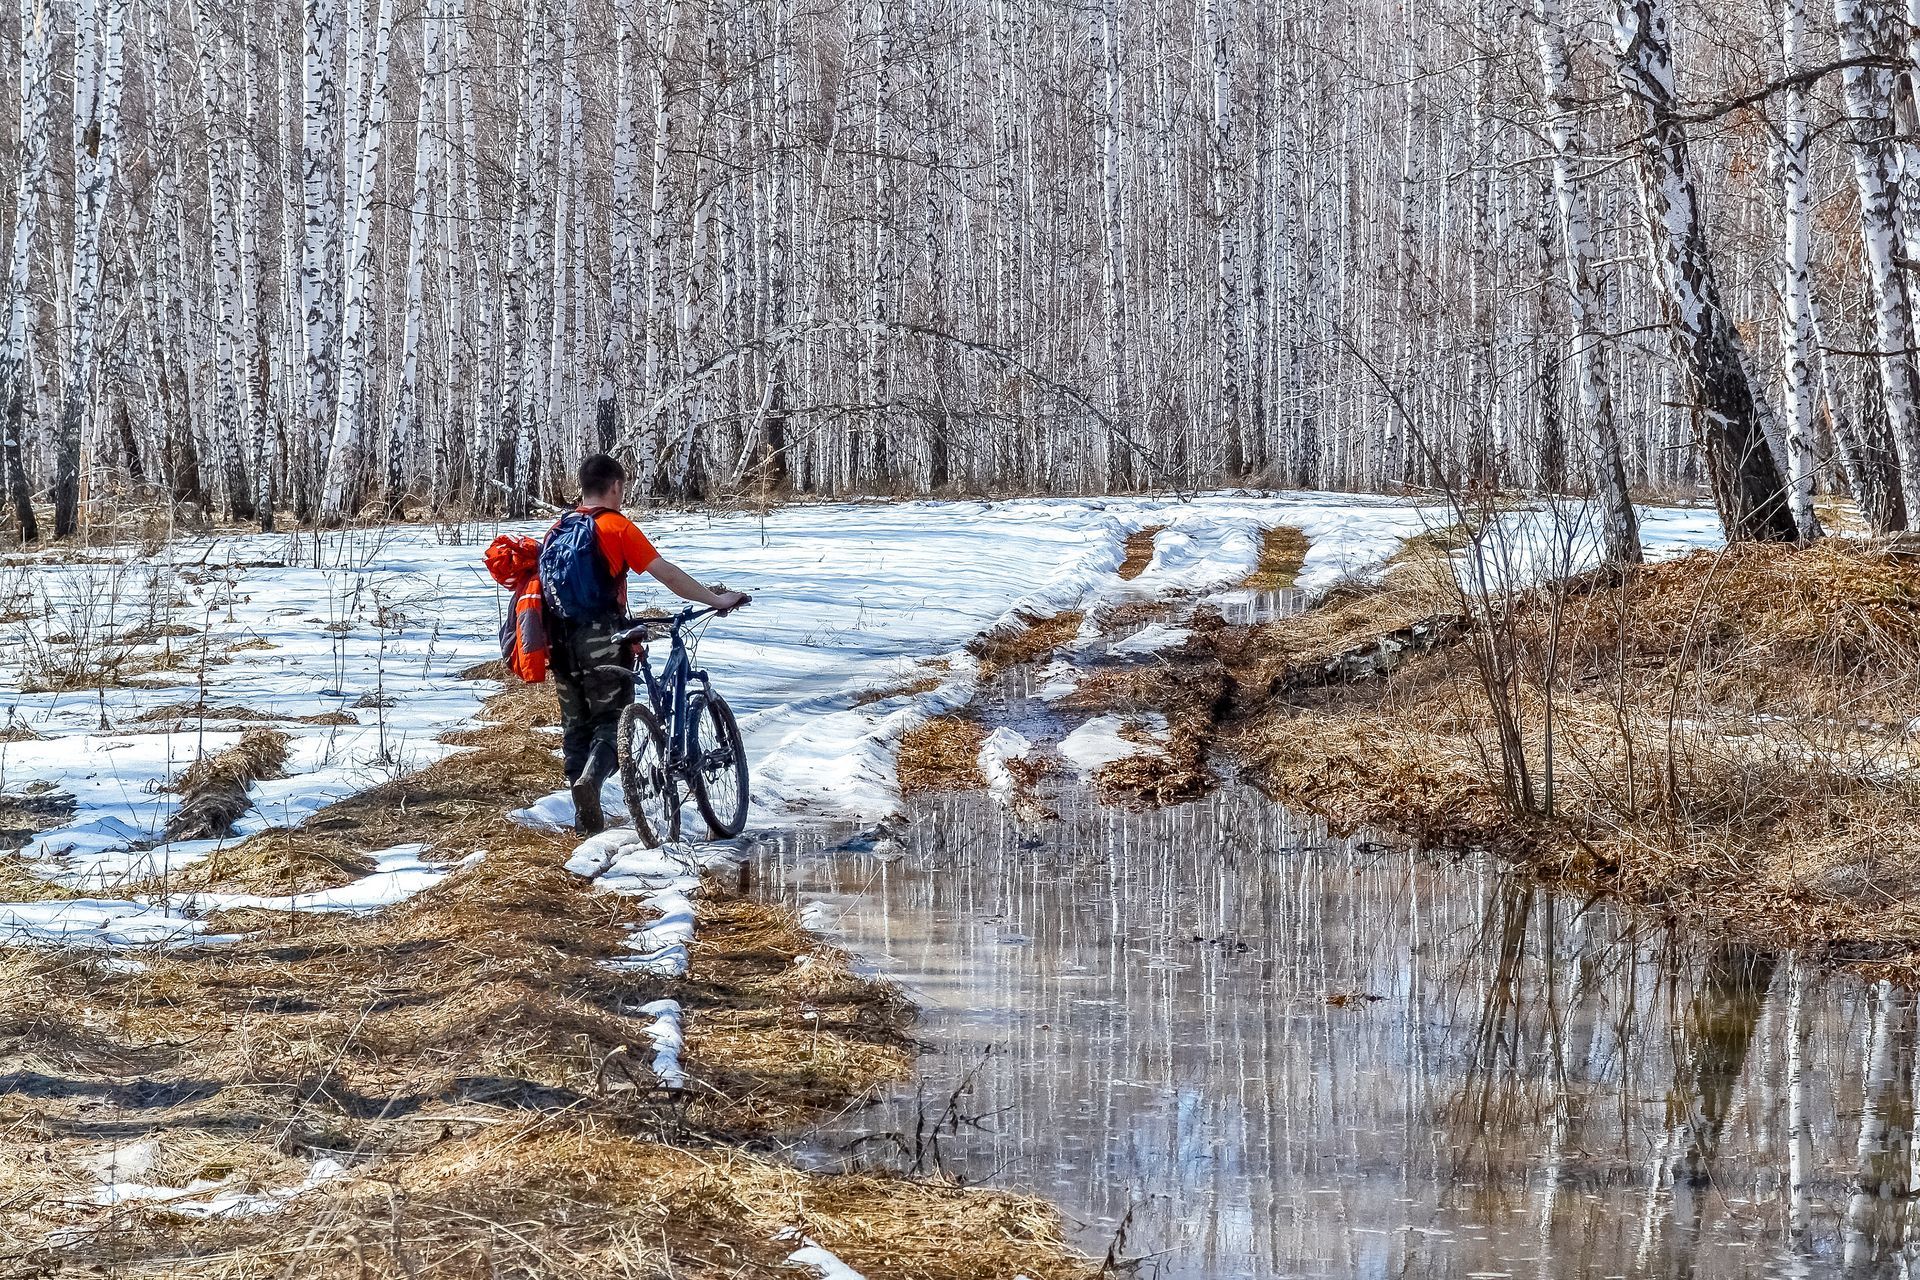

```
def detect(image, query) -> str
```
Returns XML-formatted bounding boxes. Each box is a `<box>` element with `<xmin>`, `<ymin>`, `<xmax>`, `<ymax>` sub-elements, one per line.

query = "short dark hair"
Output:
<box><xmin>578</xmin><ymin>453</ymin><xmax>627</xmax><ymax>498</ymax></box>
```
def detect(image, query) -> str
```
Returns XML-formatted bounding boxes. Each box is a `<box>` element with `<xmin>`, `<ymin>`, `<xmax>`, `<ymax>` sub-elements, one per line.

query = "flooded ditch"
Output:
<box><xmin>751</xmin><ymin>783</ymin><xmax>1920</xmax><ymax>1278</ymax></box>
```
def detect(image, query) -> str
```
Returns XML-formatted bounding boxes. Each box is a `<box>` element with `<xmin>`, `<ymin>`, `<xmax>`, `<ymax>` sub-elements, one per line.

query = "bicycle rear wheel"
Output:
<box><xmin>688</xmin><ymin>691</ymin><xmax>750</xmax><ymax>838</ymax></box>
<box><xmin>617</xmin><ymin>702</ymin><xmax>678</xmax><ymax>846</ymax></box>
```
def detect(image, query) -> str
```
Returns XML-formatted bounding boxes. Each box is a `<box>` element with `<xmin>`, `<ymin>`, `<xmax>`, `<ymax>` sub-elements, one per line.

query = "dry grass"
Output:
<box><xmin>135</xmin><ymin>700</ymin><xmax>359</xmax><ymax>729</ymax></box>
<box><xmin>1218</xmin><ymin>539</ymin><xmax>1920</xmax><ymax>972</ymax></box>
<box><xmin>1</xmin><ymin>665</ymin><xmax>1087</xmax><ymax>1276</ymax></box>
<box><xmin>967</xmin><ymin>610</ymin><xmax>1083</xmax><ymax>678</ymax></box>
<box><xmin>854</xmin><ymin>674</ymin><xmax>942</xmax><ymax>706</ymax></box>
<box><xmin>57</xmin><ymin>1127</ymin><xmax>1086</xmax><ymax>1280</ymax></box>
<box><xmin>897</xmin><ymin>716</ymin><xmax>991</xmax><ymax>794</ymax></box>
<box><xmin>164</xmin><ymin>729</ymin><xmax>293</xmax><ymax>841</ymax></box>
<box><xmin>1117</xmin><ymin>524</ymin><xmax>1167</xmax><ymax>580</ymax></box>
<box><xmin>1240</xmin><ymin>525</ymin><xmax>1310</xmax><ymax>591</ymax></box>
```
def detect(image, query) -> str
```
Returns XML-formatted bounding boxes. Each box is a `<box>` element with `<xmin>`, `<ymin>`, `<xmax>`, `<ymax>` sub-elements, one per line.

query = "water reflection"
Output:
<box><xmin>753</xmin><ymin>787</ymin><xmax>1920</xmax><ymax>1278</ymax></box>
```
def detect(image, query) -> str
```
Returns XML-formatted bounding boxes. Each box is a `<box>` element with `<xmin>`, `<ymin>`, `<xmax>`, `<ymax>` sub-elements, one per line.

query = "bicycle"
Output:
<box><xmin>605</xmin><ymin>603</ymin><xmax>750</xmax><ymax>846</ymax></box>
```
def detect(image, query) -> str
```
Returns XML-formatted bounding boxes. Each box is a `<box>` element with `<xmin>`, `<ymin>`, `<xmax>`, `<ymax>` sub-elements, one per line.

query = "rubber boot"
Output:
<box><xmin>571</xmin><ymin>741</ymin><xmax>615</xmax><ymax>836</ymax></box>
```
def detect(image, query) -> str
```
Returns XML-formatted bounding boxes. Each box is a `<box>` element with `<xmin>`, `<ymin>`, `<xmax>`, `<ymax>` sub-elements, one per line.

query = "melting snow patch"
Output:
<box><xmin>0</xmin><ymin>899</ymin><xmax>222</xmax><ymax>950</ymax></box>
<box><xmin>977</xmin><ymin>727</ymin><xmax>1033</xmax><ymax>801</ymax></box>
<box><xmin>784</xmin><ymin>1239</ymin><xmax>867</xmax><ymax>1280</ymax></box>
<box><xmin>1031</xmin><ymin>660</ymin><xmax>1079</xmax><ymax>702</ymax></box>
<box><xmin>1057</xmin><ymin>714</ymin><xmax>1167</xmax><ymax>780</ymax></box>
<box><xmin>84</xmin><ymin>1142</ymin><xmax>346</xmax><ymax>1220</ymax></box>
<box><xmin>602</xmin><ymin>886</ymin><xmax>697</xmax><ymax>978</ymax></box>
<box><xmin>164</xmin><ymin>844</ymin><xmax>463</xmax><ymax>917</ymax></box>
<box><xmin>638</xmin><ymin>998</ymin><xmax>685</xmax><ymax>1089</ymax></box>
<box><xmin>1106</xmin><ymin>622</ymin><xmax>1192</xmax><ymax>657</ymax></box>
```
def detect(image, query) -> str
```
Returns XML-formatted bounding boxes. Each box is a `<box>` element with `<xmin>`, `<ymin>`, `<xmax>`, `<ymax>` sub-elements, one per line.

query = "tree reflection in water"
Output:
<box><xmin>754</xmin><ymin>785</ymin><xmax>1913</xmax><ymax>1278</ymax></box>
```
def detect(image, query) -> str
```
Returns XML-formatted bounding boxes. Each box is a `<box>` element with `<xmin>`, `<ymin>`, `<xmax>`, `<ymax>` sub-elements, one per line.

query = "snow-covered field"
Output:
<box><xmin>0</xmin><ymin>492</ymin><xmax>1726</xmax><ymax>948</ymax></box>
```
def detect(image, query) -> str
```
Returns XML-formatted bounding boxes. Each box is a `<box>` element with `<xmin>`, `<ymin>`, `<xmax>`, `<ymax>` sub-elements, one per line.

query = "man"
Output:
<box><xmin>541</xmin><ymin>453</ymin><xmax>749</xmax><ymax>835</ymax></box>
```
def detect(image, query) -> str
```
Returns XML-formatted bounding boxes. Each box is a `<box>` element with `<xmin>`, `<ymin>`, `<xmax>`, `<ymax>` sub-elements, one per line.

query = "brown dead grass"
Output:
<box><xmin>1117</xmin><ymin>524</ymin><xmax>1167</xmax><ymax>580</ymax></box>
<box><xmin>898</xmin><ymin>716</ymin><xmax>991</xmax><ymax>794</ymax></box>
<box><xmin>1</xmin><ymin>663</ymin><xmax>1088</xmax><ymax>1277</ymax></box>
<box><xmin>968</xmin><ymin>610</ymin><xmax>1083</xmax><ymax>678</ymax></box>
<box><xmin>1241</xmin><ymin>525</ymin><xmax>1310</xmax><ymax>591</ymax></box>
<box><xmin>1219</xmin><ymin>538</ymin><xmax>1920</xmax><ymax>973</ymax></box>
<box><xmin>164</xmin><ymin>729</ymin><xmax>292</xmax><ymax>841</ymax></box>
<box><xmin>68</xmin><ymin>1127</ymin><xmax>1086</xmax><ymax>1280</ymax></box>
<box><xmin>136</xmin><ymin>700</ymin><xmax>359</xmax><ymax>729</ymax></box>
<box><xmin>854</xmin><ymin>673</ymin><xmax>942</xmax><ymax>706</ymax></box>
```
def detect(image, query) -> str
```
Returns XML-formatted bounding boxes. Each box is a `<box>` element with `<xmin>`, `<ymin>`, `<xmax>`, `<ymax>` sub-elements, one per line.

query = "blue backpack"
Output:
<box><xmin>539</xmin><ymin>510</ymin><xmax>618</xmax><ymax>623</ymax></box>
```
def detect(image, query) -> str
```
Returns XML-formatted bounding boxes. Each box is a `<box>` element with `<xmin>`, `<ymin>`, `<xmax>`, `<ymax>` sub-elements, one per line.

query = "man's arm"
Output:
<box><xmin>644</xmin><ymin>557</ymin><xmax>749</xmax><ymax>613</ymax></box>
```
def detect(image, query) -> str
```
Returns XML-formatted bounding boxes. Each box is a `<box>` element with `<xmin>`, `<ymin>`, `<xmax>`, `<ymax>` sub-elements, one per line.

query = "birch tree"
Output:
<box><xmin>319</xmin><ymin>0</ymin><xmax>396</xmax><ymax>519</ymax></box>
<box><xmin>1535</xmin><ymin>0</ymin><xmax>1640</xmax><ymax>563</ymax></box>
<box><xmin>1</xmin><ymin>0</ymin><xmax>55</xmax><ymax>538</ymax></box>
<box><xmin>1835</xmin><ymin>0</ymin><xmax>1920</xmax><ymax>523</ymax></box>
<box><xmin>52</xmin><ymin>0</ymin><xmax>130</xmax><ymax>537</ymax></box>
<box><xmin>1612</xmin><ymin>0</ymin><xmax>1796</xmax><ymax>542</ymax></box>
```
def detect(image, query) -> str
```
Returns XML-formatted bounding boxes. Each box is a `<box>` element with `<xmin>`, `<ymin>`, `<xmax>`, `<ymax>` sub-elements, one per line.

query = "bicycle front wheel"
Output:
<box><xmin>617</xmin><ymin>702</ymin><xmax>679</xmax><ymax>847</ymax></box>
<box><xmin>688</xmin><ymin>691</ymin><xmax>750</xmax><ymax>838</ymax></box>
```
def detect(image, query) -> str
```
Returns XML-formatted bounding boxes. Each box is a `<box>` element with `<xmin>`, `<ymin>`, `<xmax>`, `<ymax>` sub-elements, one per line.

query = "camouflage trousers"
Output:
<box><xmin>549</xmin><ymin>620</ymin><xmax>633</xmax><ymax>783</ymax></box>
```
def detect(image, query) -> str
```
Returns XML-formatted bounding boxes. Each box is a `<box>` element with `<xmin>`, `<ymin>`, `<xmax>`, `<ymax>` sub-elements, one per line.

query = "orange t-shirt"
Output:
<box><xmin>582</xmin><ymin>507</ymin><xmax>659</xmax><ymax>609</ymax></box>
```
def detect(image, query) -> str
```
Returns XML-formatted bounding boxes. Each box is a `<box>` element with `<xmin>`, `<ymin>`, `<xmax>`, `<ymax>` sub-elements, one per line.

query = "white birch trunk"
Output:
<box><xmin>1777</xmin><ymin>0</ymin><xmax>1822</xmax><ymax>540</ymax></box>
<box><xmin>320</xmin><ymin>0</ymin><xmax>397</xmax><ymax>519</ymax></box>
<box><xmin>52</xmin><ymin>0</ymin><xmax>129</xmax><ymax>536</ymax></box>
<box><xmin>388</xmin><ymin>0</ymin><xmax>442</xmax><ymax>509</ymax></box>
<box><xmin>1836</xmin><ymin>0</ymin><xmax>1920</xmax><ymax>523</ymax></box>
<box><xmin>1535</xmin><ymin>0</ymin><xmax>1640</xmax><ymax>563</ymax></box>
<box><xmin>1</xmin><ymin>0</ymin><xmax>55</xmax><ymax>538</ymax></box>
<box><xmin>300</xmin><ymin>0</ymin><xmax>344</xmax><ymax>519</ymax></box>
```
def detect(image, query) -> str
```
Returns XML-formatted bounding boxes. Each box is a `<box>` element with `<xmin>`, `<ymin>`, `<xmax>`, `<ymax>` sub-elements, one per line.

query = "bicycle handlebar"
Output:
<box><xmin>613</xmin><ymin>598</ymin><xmax>748</xmax><ymax>645</ymax></box>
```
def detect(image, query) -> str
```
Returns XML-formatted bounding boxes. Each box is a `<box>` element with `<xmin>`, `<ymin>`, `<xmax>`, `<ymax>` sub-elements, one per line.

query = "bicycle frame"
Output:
<box><xmin>613</xmin><ymin>606</ymin><xmax>718</xmax><ymax>780</ymax></box>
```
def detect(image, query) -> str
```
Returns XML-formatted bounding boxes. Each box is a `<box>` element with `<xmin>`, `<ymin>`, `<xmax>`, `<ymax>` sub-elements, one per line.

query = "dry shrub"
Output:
<box><xmin>967</xmin><ymin>610</ymin><xmax>1083</xmax><ymax>677</ymax></box>
<box><xmin>1241</xmin><ymin>525</ymin><xmax>1310</xmax><ymax>591</ymax></box>
<box><xmin>1117</xmin><ymin>524</ymin><xmax>1167</xmax><ymax>580</ymax></box>
<box><xmin>897</xmin><ymin>716</ymin><xmax>990</xmax><ymax>794</ymax></box>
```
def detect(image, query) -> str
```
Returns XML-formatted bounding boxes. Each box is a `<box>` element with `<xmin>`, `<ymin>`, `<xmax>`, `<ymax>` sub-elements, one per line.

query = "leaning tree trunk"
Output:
<box><xmin>52</xmin><ymin>0</ymin><xmax>129</xmax><ymax>537</ymax></box>
<box><xmin>1612</xmin><ymin>0</ymin><xmax>1796</xmax><ymax>543</ymax></box>
<box><xmin>0</xmin><ymin>0</ymin><xmax>55</xmax><ymax>541</ymax></box>
<box><xmin>1535</xmin><ymin>0</ymin><xmax>1641</xmax><ymax>564</ymax></box>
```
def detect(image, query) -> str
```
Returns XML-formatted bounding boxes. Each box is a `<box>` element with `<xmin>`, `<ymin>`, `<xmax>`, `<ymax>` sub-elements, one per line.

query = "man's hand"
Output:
<box><xmin>712</xmin><ymin>589</ymin><xmax>751</xmax><ymax>615</ymax></box>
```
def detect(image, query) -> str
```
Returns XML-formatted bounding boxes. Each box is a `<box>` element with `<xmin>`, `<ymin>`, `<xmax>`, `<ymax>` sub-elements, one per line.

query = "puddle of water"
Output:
<box><xmin>754</xmin><ymin>786</ymin><xmax>1918</xmax><ymax>1279</ymax></box>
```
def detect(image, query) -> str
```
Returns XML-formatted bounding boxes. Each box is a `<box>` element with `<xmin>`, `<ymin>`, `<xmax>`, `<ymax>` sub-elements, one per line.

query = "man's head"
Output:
<box><xmin>578</xmin><ymin>453</ymin><xmax>627</xmax><ymax>508</ymax></box>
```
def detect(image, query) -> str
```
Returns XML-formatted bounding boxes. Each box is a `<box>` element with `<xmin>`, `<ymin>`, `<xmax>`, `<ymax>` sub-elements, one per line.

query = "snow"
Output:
<box><xmin>1105</xmin><ymin>622</ymin><xmax>1191</xmax><ymax>656</ymax></box>
<box><xmin>163</xmin><ymin>845</ymin><xmax>467</xmax><ymax>916</ymax></box>
<box><xmin>82</xmin><ymin>1141</ymin><xmax>345</xmax><ymax>1219</ymax></box>
<box><xmin>0</xmin><ymin>897</ymin><xmax>222</xmax><ymax>949</ymax></box>
<box><xmin>638</xmin><ymin>998</ymin><xmax>686</xmax><ymax>1089</ymax></box>
<box><xmin>0</xmin><ymin>492</ymin><xmax>1727</xmax><ymax>948</ymax></box>
<box><xmin>1057</xmin><ymin>714</ymin><xmax>1167</xmax><ymax>779</ymax></box>
<box><xmin>784</xmin><ymin>1241</ymin><xmax>868</xmax><ymax>1280</ymax></box>
<box><xmin>977</xmin><ymin>727</ymin><xmax>1033</xmax><ymax>801</ymax></box>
